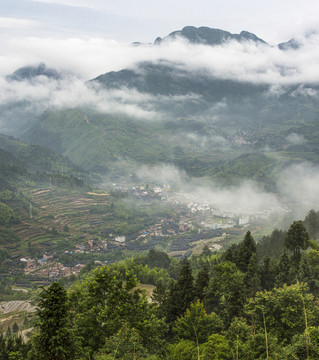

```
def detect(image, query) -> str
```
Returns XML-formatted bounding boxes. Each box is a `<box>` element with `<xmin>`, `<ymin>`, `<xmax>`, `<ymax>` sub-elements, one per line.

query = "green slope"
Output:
<box><xmin>22</xmin><ymin>109</ymin><xmax>173</xmax><ymax>171</ymax></box>
<box><xmin>0</xmin><ymin>148</ymin><xmax>27</xmax><ymax>190</ymax></box>
<box><xmin>0</xmin><ymin>134</ymin><xmax>85</xmax><ymax>176</ymax></box>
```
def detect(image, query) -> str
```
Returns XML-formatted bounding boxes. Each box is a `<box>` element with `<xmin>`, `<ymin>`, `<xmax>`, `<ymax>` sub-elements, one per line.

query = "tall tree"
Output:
<box><xmin>31</xmin><ymin>282</ymin><xmax>81</xmax><ymax>360</ymax></box>
<box><xmin>0</xmin><ymin>334</ymin><xmax>31</xmax><ymax>360</ymax></box>
<box><xmin>257</xmin><ymin>229</ymin><xmax>286</xmax><ymax>259</ymax></box>
<box><xmin>165</xmin><ymin>259</ymin><xmax>195</xmax><ymax>324</ymax></box>
<box><xmin>245</xmin><ymin>282</ymin><xmax>316</xmax><ymax>343</ymax></box>
<box><xmin>237</xmin><ymin>231</ymin><xmax>257</xmax><ymax>273</ymax></box>
<box><xmin>71</xmin><ymin>267</ymin><xmax>166</xmax><ymax>357</ymax></box>
<box><xmin>173</xmin><ymin>300</ymin><xmax>222</xmax><ymax>345</ymax></box>
<box><xmin>304</xmin><ymin>209</ymin><xmax>319</xmax><ymax>239</ymax></box>
<box><xmin>275</xmin><ymin>248</ymin><xmax>292</xmax><ymax>287</ymax></box>
<box><xmin>245</xmin><ymin>253</ymin><xmax>261</xmax><ymax>297</ymax></box>
<box><xmin>205</xmin><ymin>261</ymin><xmax>246</xmax><ymax>326</ymax></box>
<box><xmin>285</xmin><ymin>220</ymin><xmax>310</xmax><ymax>262</ymax></box>
<box><xmin>194</xmin><ymin>264</ymin><xmax>210</xmax><ymax>301</ymax></box>
<box><xmin>260</xmin><ymin>255</ymin><xmax>276</xmax><ymax>291</ymax></box>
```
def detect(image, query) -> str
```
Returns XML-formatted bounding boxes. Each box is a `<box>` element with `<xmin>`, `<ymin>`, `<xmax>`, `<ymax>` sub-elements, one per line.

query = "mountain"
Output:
<box><xmin>6</xmin><ymin>62</ymin><xmax>62</xmax><ymax>82</ymax></box>
<box><xmin>278</xmin><ymin>38</ymin><xmax>301</xmax><ymax>50</ymax></box>
<box><xmin>21</xmin><ymin>109</ymin><xmax>174</xmax><ymax>173</ymax></box>
<box><xmin>92</xmin><ymin>60</ymin><xmax>267</xmax><ymax>98</ymax></box>
<box><xmin>154</xmin><ymin>26</ymin><xmax>267</xmax><ymax>45</ymax></box>
<box><xmin>1</xmin><ymin>63</ymin><xmax>65</xmax><ymax>136</ymax></box>
<box><xmin>91</xmin><ymin>60</ymin><xmax>319</xmax><ymax>134</ymax></box>
<box><xmin>5</xmin><ymin>26</ymin><xmax>319</xmax><ymax>188</ymax></box>
<box><xmin>0</xmin><ymin>147</ymin><xmax>26</xmax><ymax>190</ymax></box>
<box><xmin>0</xmin><ymin>134</ymin><xmax>86</xmax><ymax>175</ymax></box>
<box><xmin>0</xmin><ymin>133</ymin><xmax>90</xmax><ymax>193</ymax></box>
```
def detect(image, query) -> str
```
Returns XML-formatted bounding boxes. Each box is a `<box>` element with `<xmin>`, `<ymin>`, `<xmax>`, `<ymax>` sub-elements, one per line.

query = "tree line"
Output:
<box><xmin>3</xmin><ymin>213</ymin><xmax>319</xmax><ymax>359</ymax></box>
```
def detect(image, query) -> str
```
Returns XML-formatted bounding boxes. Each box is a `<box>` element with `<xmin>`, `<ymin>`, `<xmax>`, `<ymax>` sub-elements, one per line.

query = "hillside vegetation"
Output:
<box><xmin>2</xmin><ymin>224</ymin><xmax>319</xmax><ymax>359</ymax></box>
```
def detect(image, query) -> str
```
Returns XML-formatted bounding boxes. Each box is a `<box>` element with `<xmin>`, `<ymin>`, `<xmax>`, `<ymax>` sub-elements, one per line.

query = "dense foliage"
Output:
<box><xmin>3</xmin><ymin>218</ymin><xmax>319</xmax><ymax>359</ymax></box>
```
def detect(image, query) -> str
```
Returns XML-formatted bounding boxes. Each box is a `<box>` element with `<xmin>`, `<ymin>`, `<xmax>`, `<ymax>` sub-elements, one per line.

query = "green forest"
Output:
<box><xmin>3</xmin><ymin>214</ymin><xmax>319</xmax><ymax>359</ymax></box>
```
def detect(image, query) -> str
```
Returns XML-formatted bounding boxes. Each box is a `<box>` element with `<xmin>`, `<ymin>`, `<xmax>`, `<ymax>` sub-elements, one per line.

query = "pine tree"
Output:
<box><xmin>237</xmin><ymin>231</ymin><xmax>257</xmax><ymax>273</ymax></box>
<box><xmin>260</xmin><ymin>255</ymin><xmax>276</xmax><ymax>290</ymax></box>
<box><xmin>31</xmin><ymin>282</ymin><xmax>80</xmax><ymax>360</ymax></box>
<box><xmin>166</xmin><ymin>259</ymin><xmax>195</xmax><ymax>324</ymax></box>
<box><xmin>275</xmin><ymin>248</ymin><xmax>291</xmax><ymax>287</ymax></box>
<box><xmin>194</xmin><ymin>264</ymin><xmax>210</xmax><ymax>301</ymax></box>
<box><xmin>245</xmin><ymin>253</ymin><xmax>261</xmax><ymax>297</ymax></box>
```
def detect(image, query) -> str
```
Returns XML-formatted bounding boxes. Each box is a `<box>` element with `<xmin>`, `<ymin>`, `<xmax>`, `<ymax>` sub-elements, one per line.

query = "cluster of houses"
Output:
<box><xmin>75</xmin><ymin>239</ymin><xmax>108</xmax><ymax>253</ymax></box>
<box><xmin>20</xmin><ymin>253</ymin><xmax>53</xmax><ymax>273</ymax></box>
<box><xmin>129</xmin><ymin>184</ymin><xmax>171</xmax><ymax>198</ymax></box>
<box><xmin>37</xmin><ymin>262</ymin><xmax>85</xmax><ymax>278</ymax></box>
<box><xmin>20</xmin><ymin>254</ymin><xmax>86</xmax><ymax>278</ymax></box>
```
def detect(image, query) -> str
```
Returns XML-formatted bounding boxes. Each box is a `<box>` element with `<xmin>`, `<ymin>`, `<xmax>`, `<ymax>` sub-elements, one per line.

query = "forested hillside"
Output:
<box><xmin>2</xmin><ymin>217</ymin><xmax>319</xmax><ymax>359</ymax></box>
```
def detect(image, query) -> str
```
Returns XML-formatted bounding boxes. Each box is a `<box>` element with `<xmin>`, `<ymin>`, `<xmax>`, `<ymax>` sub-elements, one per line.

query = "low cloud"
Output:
<box><xmin>134</xmin><ymin>163</ymin><xmax>281</xmax><ymax>216</ymax></box>
<box><xmin>2</xmin><ymin>30</ymin><xmax>319</xmax><ymax>134</ymax></box>
<box><xmin>276</xmin><ymin>162</ymin><xmax>319</xmax><ymax>217</ymax></box>
<box><xmin>0</xmin><ymin>76</ymin><xmax>163</xmax><ymax>132</ymax></box>
<box><xmin>285</xmin><ymin>133</ymin><xmax>305</xmax><ymax>145</ymax></box>
<box><xmin>291</xmin><ymin>85</ymin><xmax>318</xmax><ymax>98</ymax></box>
<box><xmin>135</xmin><ymin>164</ymin><xmax>189</xmax><ymax>187</ymax></box>
<box><xmin>2</xmin><ymin>31</ymin><xmax>319</xmax><ymax>85</ymax></box>
<box><xmin>263</xmin><ymin>84</ymin><xmax>288</xmax><ymax>97</ymax></box>
<box><xmin>133</xmin><ymin>161</ymin><xmax>319</xmax><ymax>221</ymax></box>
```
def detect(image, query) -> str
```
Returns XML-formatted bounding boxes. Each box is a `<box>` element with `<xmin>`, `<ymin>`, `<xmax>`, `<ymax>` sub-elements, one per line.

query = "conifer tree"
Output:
<box><xmin>194</xmin><ymin>264</ymin><xmax>210</xmax><ymax>301</ymax></box>
<box><xmin>237</xmin><ymin>231</ymin><xmax>257</xmax><ymax>273</ymax></box>
<box><xmin>275</xmin><ymin>248</ymin><xmax>291</xmax><ymax>287</ymax></box>
<box><xmin>245</xmin><ymin>253</ymin><xmax>261</xmax><ymax>297</ymax></box>
<box><xmin>31</xmin><ymin>282</ymin><xmax>80</xmax><ymax>360</ymax></box>
<box><xmin>166</xmin><ymin>259</ymin><xmax>195</xmax><ymax>323</ymax></box>
<box><xmin>260</xmin><ymin>255</ymin><xmax>276</xmax><ymax>290</ymax></box>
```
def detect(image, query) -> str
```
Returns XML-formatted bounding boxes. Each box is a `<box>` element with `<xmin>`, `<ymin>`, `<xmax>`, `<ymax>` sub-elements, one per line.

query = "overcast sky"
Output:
<box><xmin>1</xmin><ymin>0</ymin><xmax>319</xmax><ymax>43</ymax></box>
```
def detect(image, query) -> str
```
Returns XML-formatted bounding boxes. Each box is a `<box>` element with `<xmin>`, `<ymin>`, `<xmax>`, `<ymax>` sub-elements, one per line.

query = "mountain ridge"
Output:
<box><xmin>154</xmin><ymin>26</ymin><xmax>268</xmax><ymax>46</ymax></box>
<box><xmin>6</xmin><ymin>62</ymin><xmax>62</xmax><ymax>82</ymax></box>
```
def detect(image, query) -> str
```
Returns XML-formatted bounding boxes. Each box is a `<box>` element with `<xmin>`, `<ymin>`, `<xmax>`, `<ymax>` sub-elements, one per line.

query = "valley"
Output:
<box><xmin>2</xmin><ymin>21</ymin><xmax>319</xmax><ymax>358</ymax></box>
<box><xmin>1</xmin><ymin>180</ymin><xmax>257</xmax><ymax>284</ymax></box>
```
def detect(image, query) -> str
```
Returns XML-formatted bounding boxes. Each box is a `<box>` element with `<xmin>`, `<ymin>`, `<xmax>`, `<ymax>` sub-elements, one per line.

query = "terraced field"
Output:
<box><xmin>0</xmin><ymin>300</ymin><xmax>37</xmax><ymax>337</ymax></box>
<box><xmin>9</xmin><ymin>186</ymin><xmax>112</xmax><ymax>258</ymax></box>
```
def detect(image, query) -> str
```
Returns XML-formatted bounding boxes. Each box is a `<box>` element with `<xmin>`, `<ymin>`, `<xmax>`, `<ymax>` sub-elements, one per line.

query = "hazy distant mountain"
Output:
<box><xmin>5</xmin><ymin>25</ymin><xmax>319</xmax><ymax>188</ymax></box>
<box><xmin>0</xmin><ymin>147</ymin><xmax>26</xmax><ymax>190</ymax></box>
<box><xmin>154</xmin><ymin>26</ymin><xmax>267</xmax><ymax>45</ymax></box>
<box><xmin>92</xmin><ymin>61</ymin><xmax>266</xmax><ymax>98</ymax></box>
<box><xmin>0</xmin><ymin>133</ymin><xmax>85</xmax><ymax>176</ymax></box>
<box><xmin>6</xmin><ymin>62</ymin><xmax>62</xmax><ymax>82</ymax></box>
<box><xmin>278</xmin><ymin>38</ymin><xmax>301</xmax><ymax>50</ymax></box>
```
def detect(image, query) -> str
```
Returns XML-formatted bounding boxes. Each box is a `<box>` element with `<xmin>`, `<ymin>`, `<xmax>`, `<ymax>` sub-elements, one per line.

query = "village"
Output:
<box><xmin>18</xmin><ymin>180</ymin><xmax>285</xmax><ymax>280</ymax></box>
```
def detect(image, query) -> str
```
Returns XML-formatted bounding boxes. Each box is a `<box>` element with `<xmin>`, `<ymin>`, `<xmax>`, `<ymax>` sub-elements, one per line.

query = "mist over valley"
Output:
<box><xmin>3</xmin><ymin>1</ymin><xmax>319</xmax><ymax>355</ymax></box>
<box><xmin>1</xmin><ymin>25</ymin><xmax>319</xmax><ymax>281</ymax></box>
<box><xmin>2</xmin><ymin>27</ymin><xmax>319</xmax><ymax>221</ymax></box>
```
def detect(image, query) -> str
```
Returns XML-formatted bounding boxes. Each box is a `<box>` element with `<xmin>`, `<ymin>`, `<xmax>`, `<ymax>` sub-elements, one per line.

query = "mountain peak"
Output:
<box><xmin>6</xmin><ymin>62</ymin><xmax>62</xmax><ymax>82</ymax></box>
<box><xmin>155</xmin><ymin>26</ymin><xmax>267</xmax><ymax>46</ymax></box>
<box><xmin>278</xmin><ymin>38</ymin><xmax>301</xmax><ymax>50</ymax></box>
